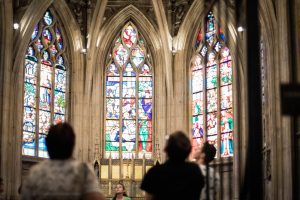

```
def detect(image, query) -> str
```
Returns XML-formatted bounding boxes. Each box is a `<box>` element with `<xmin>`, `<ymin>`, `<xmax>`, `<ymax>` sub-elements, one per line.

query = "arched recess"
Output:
<box><xmin>7</xmin><ymin>0</ymin><xmax>83</xmax><ymax>198</ymax></box>
<box><xmin>259</xmin><ymin>0</ymin><xmax>292</xmax><ymax>199</ymax></box>
<box><xmin>88</xmin><ymin>5</ymin><xmax>166</xmax><ymax>197</ymax></box>
<box><xmin>175</xmin><ymin>0</ymin><xmax>243</xmax><ymax>199</ymax></box>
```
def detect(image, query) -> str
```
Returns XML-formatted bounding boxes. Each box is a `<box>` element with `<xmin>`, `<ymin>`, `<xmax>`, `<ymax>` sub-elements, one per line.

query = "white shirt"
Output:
<box><xmin>21</xmin><ymin>159</ymin><xmax>100</xmax><ymax>200</ymax></box>
<box><xmin>199</xmin><ymin>164</ymin><xmax>220</xmax><ymax>200</ymax></box>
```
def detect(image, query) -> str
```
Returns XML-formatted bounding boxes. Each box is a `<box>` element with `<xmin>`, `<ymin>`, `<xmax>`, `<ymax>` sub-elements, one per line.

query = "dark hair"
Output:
<box><xmin>164</xmin><ymin>131</ymin><xmax>192</xmax><ymax>162</ymax></box>
<box><xmin>202</xmin><ymin>141</ymin><xmax>216</xmax><ymax>163</ymax></box>
<box><xmin>112</xmin><ymin>182</ymin><xmax>128</xmax><ymax>200</ymax></box>
<box><xmin>46</xmin><ymin>122</ymin><xmax>75</xmax><ymax>160</ymax></box>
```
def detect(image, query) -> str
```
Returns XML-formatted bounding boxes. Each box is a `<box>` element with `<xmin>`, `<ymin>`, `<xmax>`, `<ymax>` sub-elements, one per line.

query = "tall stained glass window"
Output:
<box><xmin>191</xmin><ymin>12</ymin><xmax>233</xmax><ymax>158</ymax></box>
<box><xmin>105</xmin><ymin>22</ymin><xmax>153</xmax><ymax>160</ymax></box>
<box><xmin>22</xmin><ymin>10</ymin><xmax>67</xmax><ymax>158</ymax></box>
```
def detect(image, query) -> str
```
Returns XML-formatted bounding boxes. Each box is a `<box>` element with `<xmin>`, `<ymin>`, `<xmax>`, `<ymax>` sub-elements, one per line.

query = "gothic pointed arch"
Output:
<box><xmin>22</xmin><ymin>10</ymin><xmax>69</xmax><ymax>158</ymax></box>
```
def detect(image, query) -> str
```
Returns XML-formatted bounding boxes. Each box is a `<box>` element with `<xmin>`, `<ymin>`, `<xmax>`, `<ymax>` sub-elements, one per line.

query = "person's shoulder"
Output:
<box><xmin>124</xmin><ymin>197</ymin><xmax>132</xmax><ymax>200</ymax></box>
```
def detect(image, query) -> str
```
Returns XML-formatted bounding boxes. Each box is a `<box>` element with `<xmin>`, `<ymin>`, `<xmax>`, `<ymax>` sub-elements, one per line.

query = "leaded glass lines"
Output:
<box><xmin>22</xmin><ymin>10</ymin><xmax>67</xmax><ymax>158</ymax></box>
<box><xmin>105</xmin><ymin>22</ymin><xmax>153</xmax><ymax>160</ymax></box>
<box><xmin>191</xmin><ymin>12</ymin><xmax>233</xmax><ymax>158</ymax></box>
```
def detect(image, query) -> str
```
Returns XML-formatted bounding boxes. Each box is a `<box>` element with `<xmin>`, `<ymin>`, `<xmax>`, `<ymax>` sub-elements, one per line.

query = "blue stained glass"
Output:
<box><xmin>27</xmin><ymin>46</ymin><xmax>35</xmax><ymax>56</ymax></box>
<box><xmin>35</xmin><ymin>39</ymin><xmax>44</xmax><ymax>51</ymax></box>
<box><xmin>140</xmin><ymin>64</ymin><xmax>152</xmax><ymax>76</ymax></box>
<box><xmin>38</xmin><ymin>135</ymin><xmax>47</xmax><ymax>151</ymax></box>
<box><xmin>31</xmin><ymin>24</ymin><xmax>39</xmax><ymax>40</ymax></box>
<box><xmin>43</xmin><ymin>11</ymin><xmax>53</xmax><ymax>26</ymax></box>
<box><xmin>23</xmin><ymin>107</ymin><xmax>36</xmax><ymax>132</ymax></box>
<box><xmin>106</xmin><ymin>77</ymin><xmax>120</xmax><ymax>98</ymax></box>
<box><xmin>56</xmin><ymin>28</ymin><xmax>64</xmax><ymax>49</ymax></box>
<box><xmin>43</xmin><ymin>29</ymin><xmax>52</xmax><ymax>45</ymax></box>
<box><xmin>106</xmin><ymin>99</ymin><xmax>120</xmax><ymax>119</ymax></box>
<box><xmin>25</xmin><ymin>59</ymin><xmax>37</xmax><ymax>84</ymax></box>
<box><xmin>122</xmin><ymin>99</ymin><xmax>136</xmax><ymax>119</ymax></box>
<box><xmin>221</xmin><ymin>133</ymin><xmax>234</xmax><ymax>157</ymax></box>
<box><xmin>22</xmin><ymin>131</ymin><xmax>36</xmax><ymax>156</ymax></box>
<box><xmin>57</xmin><ymin>56</ymin><xmax>64</xmax><ymax>65</ymax></box>
<box><xmin>107</xmin><ymin>62</ymin><xmax>119</xmax><ymax>76</ymax></box>
<box><xmin>138</xmin><ymin>98</ymin><xmax>152</xmax><ymax>120</ymax></box>
<box><xmin>123</xmin><ymin>62</ymin><xmax>136</xmax><ymax>76</ymax></box>
<box><xmin>122</xmin><ymin>77</ymin><xmax>136</xmax><ymax>98</ymax></box>
<box><xmin>55</xmin><ymin>68</ymin><xmax>66</xmax><ymax>92</ymax></box>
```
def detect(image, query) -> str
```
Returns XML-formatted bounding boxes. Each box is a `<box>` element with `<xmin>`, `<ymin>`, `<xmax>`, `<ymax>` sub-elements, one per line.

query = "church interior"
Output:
<box><xmin>1</xmin><ymin>0</ymin><xmax>300</xmax><ymax>199</ymax></box>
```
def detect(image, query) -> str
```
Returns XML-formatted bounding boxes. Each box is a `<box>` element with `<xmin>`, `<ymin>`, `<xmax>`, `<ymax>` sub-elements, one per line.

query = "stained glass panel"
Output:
<box><xmin>220</xmin><ymin>62</ymin><xmax>232</xmax><ymax>86</ymax></box>
<box><xmin>107</xmin><ymin>62</ymin><xmax>119</xmax><ymax>76</ymax></box>
<box><xmin>55</xmin><ymin>68</ymin><xmax>66</xmax><ymax>92</ymax></box>
<box><xmin>122</xmin><ymin>77</ymin><xmax>136</xmax><ymax>98</ymax></box>
<box><xmin>22</xmin><ymin>10</ymin><xmax>67</xmax><ymax>157</ymax></box>
<box><xmin>191</xmin><ymin>54</ymin><xmax>203</xmax><ymax>71</ymax></box>
<box><xmin>191</xmin><ymin>11</ymin><xmax>233</xmax><ymax>158</ymax></box>
<box><xmin>122</xmin><ymin>24</ymin><xmax>137</xmax><ymax>48</ymax></box>
<box><xmin>207</xmin><ymin>89</ymin><xmax>217</xmax><ymax>112</ymax></box>
<box><xmin>22</xmin><ymin>131</ymin><xmax>35</xmax><ymax>156</ymax></box>
<box><xmin>221</xmin><ymin>132</ymin><xmax>234</xmax><ymax>157</ymax></box>
<box><xmin>43</xmin><ymin>29</ymin><xmax>52</xmax><ymax>45</ymax></box>
<box><xmin>24</xmin><ymin>83</ymin><xmax>36</xmax><ymax>108</ymax></box>
<box><xmin>206</xmin><ymin>65</ymin><xmax>217</xmax><ymax>89</ymax></box>
<box><xmin>24</xmin><ymin>59</ymin><xmax>37</xmax><ymax>84</ymax></box>
<box><xmin>40</xmin><ymin>64</ymin><xmax>52</xmax><ymax>88</ymax></box>
<box><xmin>105</xmin><ymin>22</ymin><xmax>152</xmax><ymax>159</ymax></box>
<box><xmin>32</xmin><ymin>25</ymin><xmax>39</xmax><ymax>40</ymax></box>
<box><xmin>207</xmin><ymin>112</ymin><xmax>217</xmax><ymax>135</ymax></box>
<box><xmin>192</xmin><ymin>92</ymin><xmax>203</xmax><ymax>115</ymax></box>
<box><xmin>106</xmin><ymin>99</ymin><xmax>120</xmax><ymax>119</ymax></box>
<box><xmin>221</xmin><ymin>85</ymin><xmax>232</xmax><ymax>109</ymax></box>
<box><xmin>54</xmin><ymin>91</ymin><xmax>65</xmax><ymax>114</ymax></box>
<box><xmin>106</xmin><ymin>77</ymin><xmax>120</xmax><ymax>98</ymax></box>
<box><xmin>221</xmin><ymin>109</ymin><xmax>233</xmax><ymax>133</ymax></box>
<box><xmin>138</xmin><ymin>77</ymin><xmax>152</xmax><ymax>98</ymax></box>
<box><xmin>123</xmin><ymin>63</ymin><xmax>136</xmax><ymax>76</ymax></box>
<box><xmin>140</xmin><ymin>64</ymin><xmax>152</xmax><ymax>76</ymax></box>
<box><xmin>131</xmin><ymin>45</ymin><xmax>145</xmax><ymax>67</ymax></box>
<box><xmin>56</xmin><ymin>28</ymin><xmax>63</xmax><ymax>49</ymax></box>
<box><xmin>114</xmin><ymin>43</ymin><xmax>129</xmax><ymax>67</ymax></box>
<box><xmin>39</xmin><ymin>110</ymin><xmax>51</xmax><ymax>133</ymax></box>
<box><xmin>23</xmin><ymin>107</ymin><xmax>36</xmax><ymax>132</ymax></box>
<box><xmin>122</xmin><ymin>99</ymin><xmax>136</xmax><ymax>119</ymax></box>
<box><xmin>43</xmin><ymin>11</ymin><xmax>53</xmax><ymax>26</ymax></box>
<box><xmin>138</xmin><ymin>99</ymin><xmax>152</xmax><ymax>120</ymax></box>
<box><xmin>39</xmin><ymin>87</ymin><xmax>51</xmax><ymax>111</ymax></box>
<box><xmin>192</xmin><ymin>70</ymin><xmax>203</xmax><ymax>92</ymax></box>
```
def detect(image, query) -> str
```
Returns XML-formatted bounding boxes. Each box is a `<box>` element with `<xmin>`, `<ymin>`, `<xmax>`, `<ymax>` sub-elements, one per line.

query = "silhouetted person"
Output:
<box><xmin>111</xmin><ymin>182</ymin><xmax>131</xmax><ymax>200</ymax></box>
<box><xmin>141</xmin><ymin>131</ymin><xmax>204</xmax><ymax>200</ymax></box>
<box><xmin>195</xmin><ymin>141</ymin><xmax>220</xmax><ymax>200</ymax></box>
<box><xmin>21</xmin><ymin>122</ymin><xmax>106</xmax><ymax>200</ymax></box>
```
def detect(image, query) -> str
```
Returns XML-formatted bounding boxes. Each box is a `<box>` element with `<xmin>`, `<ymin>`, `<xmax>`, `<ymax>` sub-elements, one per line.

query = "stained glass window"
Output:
<box><xmin>191</xmin><ymin>12</ymin><xmax>233</xmax><ymax>158</ymax></box>
<box><xmin>22</xmin><ymin>10</ymin><xmax>67</xmax><ymax>158</ymax></box>
<box><xmin>105</xmin><ymin>22</ymin><xmax>153</xmax><ymax>159</ymax></box>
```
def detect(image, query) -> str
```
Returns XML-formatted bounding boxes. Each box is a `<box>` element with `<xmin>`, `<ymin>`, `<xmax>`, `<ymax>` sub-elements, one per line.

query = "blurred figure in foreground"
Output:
<box><xmin>21</xmin><ymin>122</ymin><xmax>106</xmax><ymax>200</ymax></box>
<box><xmin>111</xmin><ymin>182</ymin><xmax>131</xmax><ymax>200</ymax></box>
<box><xmin>141</xmin><ymin>131</ymin><xmax>204</xmax><ymax>200</ymax></box>
<box><xmin>195</xmin><ymin>141</ymin><xmax>220</xmax><ymax>200</ymax></box>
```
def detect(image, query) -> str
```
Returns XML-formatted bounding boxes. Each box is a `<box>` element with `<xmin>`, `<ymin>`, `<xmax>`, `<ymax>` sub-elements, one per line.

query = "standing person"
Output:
<box><xmin>195</xmin><ymin>141</ymin><xmax>220</xmax><ymax>200</ymax></box>
<box><xmin>21</xmin><ymin>122</ymin><xmax>106</xmax><ymax>200</ymax></box>
<box><xmin>111</xmin><ymin>182</ymin><xmax>131</xmax><ymax>200</ymax></box>
<box><xmin>140</xmin><ymin>131</ymin><xmax>204</xmax><ymax>200</ymax></box>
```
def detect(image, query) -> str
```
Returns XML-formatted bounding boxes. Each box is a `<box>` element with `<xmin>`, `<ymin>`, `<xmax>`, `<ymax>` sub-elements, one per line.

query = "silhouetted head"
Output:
<box><xmin>201</xmin><ymin>141</ymin><xmax>216</xmax><ymax>164</ymax></box>
<box><xmin>164</xmin><ymin>131</ymin><xmax>192</xmax><ymax>162</ymax></box>
<box><xmin>46</xmin><ymin>123</ymin><xmax>75</xmax><ymax>160</ymax></box>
